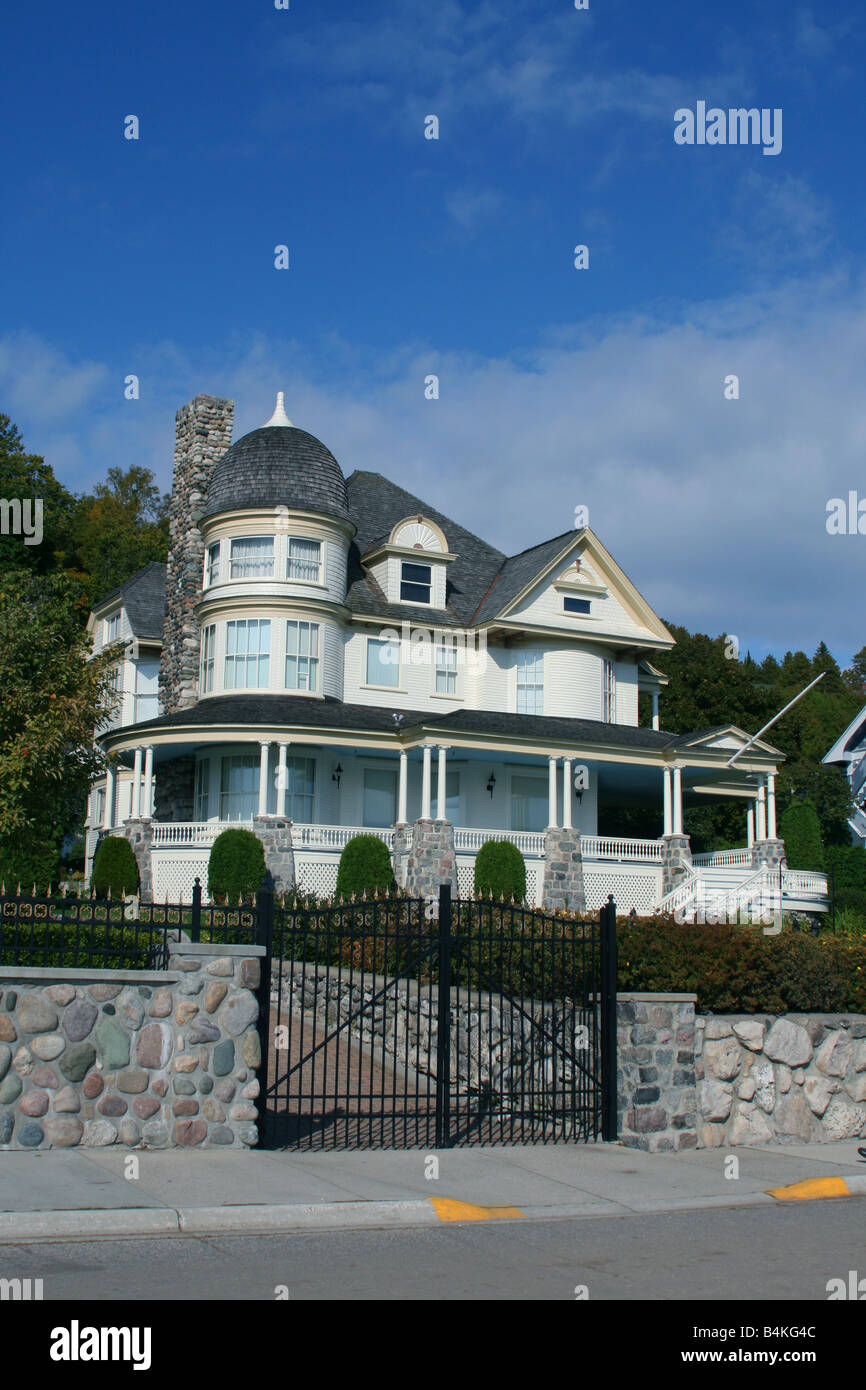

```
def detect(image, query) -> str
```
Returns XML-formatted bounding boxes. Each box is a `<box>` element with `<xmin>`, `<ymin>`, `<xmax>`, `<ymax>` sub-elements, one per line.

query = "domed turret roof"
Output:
<box><xmin>201</xmin><ymin>394</ymin><xmax>351</xmax><ymax>524</ymax></box>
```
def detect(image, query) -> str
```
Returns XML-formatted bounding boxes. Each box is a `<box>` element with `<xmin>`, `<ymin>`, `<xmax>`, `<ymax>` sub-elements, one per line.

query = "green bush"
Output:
<box><xmin>780</xmin><ymin>801</ymin><xmax>824</xmax><ymax>871</ymax></box>
<box><xmin>335</xmin><ymin>834</ymin><xmax>395</xmax><ymax>899</ymax></box>
<box><xmin>0</xmin><ymin>834</ymin><xmax>62</xmax><ymax>894</ymax></box>
<box><xmin>618</xmin><ymin>916</ymin><xmax>866</xmax><ymax>1013</ymax></box>
<box><xmin>207</xmin><ymin>828</ymin><xmax>266</xmax><ymax>903</ymax></box>
<box><xmin>474</xmin><ymin>839</ymin><xmax>527</xmax><ymax>902</ymax></box>
<box><xmin>91</xmin><ymin>835</ymin><xmax>139</xmax><ymax>898</ymax></box>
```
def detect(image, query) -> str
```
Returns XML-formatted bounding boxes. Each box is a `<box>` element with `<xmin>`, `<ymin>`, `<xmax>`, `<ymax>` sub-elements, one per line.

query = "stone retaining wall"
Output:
<box><xmin>0</xmin><ymin>943</ymin><xmax>264</xmax><ymax>1150</ymax></box>
<box><xmin>617</xmin><ymin>992</ymin><xmax>698</xmax><ymax>1153</ymax></box>
<box><xmin>697</xmin><ymin>1012</ymin><xmax>866</xmax><ymax>1147</ymax></box>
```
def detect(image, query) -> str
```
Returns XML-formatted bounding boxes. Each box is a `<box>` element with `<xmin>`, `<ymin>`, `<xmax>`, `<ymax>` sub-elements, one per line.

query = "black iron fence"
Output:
<box><xmin>0</xmin><ymin>878</ymin><xmax>258</xmax><ymax>969</ymax></box>
<box><xmin>257</xmin><ymin>885</ymin><xmax>618</xmax><ymax>1150</ymax></box>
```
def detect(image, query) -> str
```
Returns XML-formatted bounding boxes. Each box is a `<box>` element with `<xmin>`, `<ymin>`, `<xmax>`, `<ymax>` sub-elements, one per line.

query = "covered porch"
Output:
<box><xmin>88</xmin><ymin>708</ymin><xmax>827</xmax><ymax>915</ymax></box>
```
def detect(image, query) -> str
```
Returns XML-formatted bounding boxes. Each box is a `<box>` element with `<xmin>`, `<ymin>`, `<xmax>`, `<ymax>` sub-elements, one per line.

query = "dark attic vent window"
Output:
<box><xmin>564</xmin><ymin>596</ymin><xmax>591</xmax><ymax>615</ymax></box>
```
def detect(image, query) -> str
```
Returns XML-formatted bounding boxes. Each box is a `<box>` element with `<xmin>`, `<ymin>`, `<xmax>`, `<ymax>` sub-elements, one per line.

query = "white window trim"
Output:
<box><xmin>365</xmin><ymin>635</ymin><xmax>402</xmax><ymax>690</ymax></box>
<box><xmin>286</xmin><ymin>536</ymin><xmax>323</xmax><ymax>585</ymax></box>
<box><xmin>398</xmin><ymin>559</ymin><xmax>433</xmax><ymax>606</ymax></box>
<box><xmin>514</xmin><ymin>650</ymin><xmax>544</xmax><ymax>716</ymax></box>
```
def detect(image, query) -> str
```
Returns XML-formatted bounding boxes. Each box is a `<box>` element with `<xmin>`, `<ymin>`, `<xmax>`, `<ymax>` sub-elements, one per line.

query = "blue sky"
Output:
<box><xmin>1</xmin><ymin>0</ymin><xmax>864</xmax><ymax>665</ymax></box>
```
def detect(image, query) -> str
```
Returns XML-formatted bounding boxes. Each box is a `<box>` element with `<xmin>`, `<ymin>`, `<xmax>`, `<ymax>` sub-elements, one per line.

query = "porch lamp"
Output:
<box><xmin>486</xmin><ymin>772</ymin><xmax>496</xmax><ymax>798</ymax></box>
<box><xmin>332</xmin><ymin>763</ymin><xmax>343</xmax><ymax>789</ymax></box>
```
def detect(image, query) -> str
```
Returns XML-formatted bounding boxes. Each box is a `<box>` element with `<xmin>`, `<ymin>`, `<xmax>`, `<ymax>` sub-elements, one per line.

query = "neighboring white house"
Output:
<box><xmin>83</xmin><ymin>392</ymin><xmax>827</xmax><ymax>918</ymax></box>
<box><xmin>823</xmin><ymin>704</ymin><xmax>866</xmax><ymax>846</ymax></box>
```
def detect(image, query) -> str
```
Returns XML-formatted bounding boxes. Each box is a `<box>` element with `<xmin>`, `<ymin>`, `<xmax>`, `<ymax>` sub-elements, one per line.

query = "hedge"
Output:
<box><xmin>474</xmin><ymin>840</ymin><xmax>527</xmax><ymax>902</ymax></box>
<box><xmin>207</xmin><ymin>828</ymin><xmax>266</xmax><ymax>903</ymax></box>
<box><xmin>91</xmin><ymin>836</ymin><xmax>139</xmax><ymax>898</ymax></box>
<box><xmin>335</xmin><ymin>835</ymin><xmax>395</xmax><ymax>899</ymax></box>
<box><xmin>780</xmin><ymin>801</ymin><xmax>824</xmax><ymax>871</ymax></box>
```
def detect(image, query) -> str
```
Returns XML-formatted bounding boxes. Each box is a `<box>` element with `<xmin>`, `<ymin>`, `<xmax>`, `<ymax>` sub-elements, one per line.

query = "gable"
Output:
<box><xmin>497</xmin><ymin>530</ymin><xmax>673</xmax><ymax>647</ymax></box>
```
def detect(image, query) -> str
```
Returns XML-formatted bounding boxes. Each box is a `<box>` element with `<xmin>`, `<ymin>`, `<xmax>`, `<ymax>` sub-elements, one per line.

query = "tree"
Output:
<box><xmin>207</xmin><ymin>828</ymin><xmax>266</xmax><ymax>903</ymax></box>
<box><xmin>336</xmin><ymin>835</ymin><xmax>395</xmax><ymax>898</ymax></box>
<box><xmin>843</xmin><ymin>646</ymin><xmax>866</xmax><ymax>696</ymax></box>
<box><xmin>776</xmin><ymin>762</ymin><xmax>852</xmax><ymax>846</ymax></box>
<box><xmin>75</xmin><ymin>465</ymin><xmax>170</xmax><ymax>604</ymax></box>
<box><xmin>91</xmin><ymin>836</ymin><xmax>139</xmax><ymax>898</ymax></box>
<box><xmin>780</xmin><ymin>801</ymin><xmax>824</xmax><ymax>871</ymax></box>
<box><xmin>0</xmin><ymin>414</ymin><xmax>79</xmax><ymax>577</ymax></box>
<box><xmin>0</xmin><ymin>571</ymin><xmax>117</xmax><ymax>884</ymax></box>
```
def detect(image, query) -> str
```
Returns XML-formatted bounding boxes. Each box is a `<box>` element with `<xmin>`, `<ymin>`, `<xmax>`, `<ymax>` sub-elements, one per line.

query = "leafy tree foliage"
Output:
<box><xmin>0</xmin><ymin>571</ymin><xmax>117</xmax><ymax>883</ymax></box>
<box><xmin>779</xmin><ymin>801</ymin><xmax>824</xmax><ymax>871</ymax></box>
<box><xmin>75</xmin><ymin>465</ymin><xmax>170</xmax><ymax>605</ymax></box>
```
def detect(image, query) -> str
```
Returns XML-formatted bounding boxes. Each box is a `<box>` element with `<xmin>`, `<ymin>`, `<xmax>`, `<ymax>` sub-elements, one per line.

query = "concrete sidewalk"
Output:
<box><xmin>1</xmin><ymin>1140</ymin><xmax>865</xmax><ymax>1242</ymax></box>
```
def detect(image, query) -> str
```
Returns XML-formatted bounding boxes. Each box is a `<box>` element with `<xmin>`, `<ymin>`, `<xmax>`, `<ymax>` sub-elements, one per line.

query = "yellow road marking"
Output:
<box><xmin>766</xmin><ymin>1177</ymin><xmax>851</xmax><ymax>1201</ymax></box>
<box><xmin>429</xmin><ymin>1198</ymin><xmax>525</xmax><ymax>1223</ymax></box>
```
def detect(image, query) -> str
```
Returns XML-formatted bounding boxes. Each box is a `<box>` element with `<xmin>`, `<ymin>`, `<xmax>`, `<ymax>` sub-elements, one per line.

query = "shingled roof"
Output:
<box><xmin>201</xmin><ymin>426</ymin><xmax>352</xmax><ymax>524</ymax></box>
<box><xmin>345</xmin><ymin>472</ymin><xmax>506</xmax><ymax>625</ymax></box>
<box><xmin>94</xmin><ymin>562</ymin><xmax>166</xmax><ymax>641</ymax></box>
<box><xmin>471</xmin><ymin>531</ymin><xmax>577</xmax><ymax>624</ymax></box>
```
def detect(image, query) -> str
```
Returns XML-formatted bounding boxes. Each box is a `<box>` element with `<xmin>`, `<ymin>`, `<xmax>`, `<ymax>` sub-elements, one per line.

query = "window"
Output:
<box><xmin>194</xmin><ymin>760</ymin><xmax>210</xmax><ymax>820</ymax></box>
<box><xmin>93</xmin><ymin>787</ymin><xmax>105</xmax><ymax>827</ymax></box>
<box><xmin>603</xmin><ymin>659</ymin><xmax>616</xmax><ymax>722</ymax></box>
<box><xmin>363</xmin><ymin>768</ymin><xmax>397</xmax><ymax>827</ymax></box>
<box><xmin>435</xmin><ymin>645</ymin><xmax>457</xmax><ymax>695</ymax></box>
<box><xmin>564</xmin><ymin>596</ymin><xmax>591</xmax><ymax>615</ymax></box>
<box><xmin>287</xmin><ymin>537</ymin><xmax>321</xmax><ymax>582</ymax></box>
<box><xmin>225</xmin><ymin>620</ymin><xmax>270</xmax><ymax>689</ymax></box>
<box><xmin>205</xmin><ymin>543</ymin><xmax>221</xmax><ymax>586</ymax></box>
<box><xmin>511</xmin><ymin>775</ymin><xmax>547</xmax><ymax>832</ymax></box>
<box><xmin>516</xmin><ymin>650</ymin><xmax>544</xmax><ymax>715</ymax></box>
<box><xmin>285</xmin><ymin>621</ymin><xmax>319</xmax><ymax>692</ymax></box>
<box><xmin>219</xmin><ymin>756</ymin><xmax>259</xmax><ymax>821</ymax></box>
<box><xmin>108</xmin><ymin>665</ymin><xmax>123</xmax><ymax>693</ymax></box>
<box><xmin>104</xmin><ymin>612</ymin><xmax>120</xmax><ymax>644</ymax></box>
<box><xmin>366</xmin><ymin>637</ymin><xmax>399</xmax><ymax>688</ymax></box>
<box><xmin>281</xmin><ymin>756</ymin><xmax>316</xmax><ymax>822</ymax></box>
<box><xmin>400</xmin><ymin>561</ymin><xmax>431</xmax><ymax>604</ymax></box>
<box><xmin>230</xmin><ymin>536</ymin><xmax>274</xmax><ymax>579</ymax></box>
<box><xmin>200</xmin><ymin>625</ymin><xmax>215</xmax><ymax>693</ymax></box>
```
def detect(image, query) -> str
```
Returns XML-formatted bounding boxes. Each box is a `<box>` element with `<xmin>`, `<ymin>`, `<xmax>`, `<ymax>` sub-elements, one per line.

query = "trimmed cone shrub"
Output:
<box><xmin>207</xmin><ymin>828</ymin><xmax>266</xmax><ymax>903</ymax></box>
<box><xmin>91</xmin><ymin>835</ymin><xmax>140</xmax><ymax>898</ymax></box>
<box><xmin>780</xmin><ymin>801</ymin><xmax>824</xmax><ymax>871</ymax></box>
<box><xmin>336</xmin><ymin>834</ymin><xmax>395</xmax><ymax>899</ymax></box>
<box><xmin>474</xmin><ymin>839</ymin><xmax>526</xmax><ymax>902</ymax></box>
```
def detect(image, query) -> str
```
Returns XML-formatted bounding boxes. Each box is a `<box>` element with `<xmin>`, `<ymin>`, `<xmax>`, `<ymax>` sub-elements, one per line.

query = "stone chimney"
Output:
<box><xmin>159</xmin><ymin>394</ymin><xmax>234</xmax><ymax>713</ymax></box>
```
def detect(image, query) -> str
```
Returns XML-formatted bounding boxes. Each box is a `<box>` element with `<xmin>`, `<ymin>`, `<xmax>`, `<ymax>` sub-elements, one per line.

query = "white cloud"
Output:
<box><xmin>5</xmin><ymin>270</ymin><xmax>866</xmax><ymax>664</ymax></box>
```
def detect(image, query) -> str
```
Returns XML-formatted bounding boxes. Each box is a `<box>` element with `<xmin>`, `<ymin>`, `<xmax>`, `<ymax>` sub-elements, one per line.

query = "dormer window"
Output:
<box><xmin>104</xmin><ymin>612</ymin><xmax>121</xmax><ymax>644</ymax></box>
<box><xmin>287</xmin><ymin>537</ymin><xmax>321</xmax><ymax>583</ymax></box>
<box><xmin>230</xmin><ymin>536</ymin><xmax>274</xmax><ymax>579</ymax></box>
<box><xmin>400</xmin><ymin>561</ymin><xmax>431</xmax><ymax>604</ymax></box>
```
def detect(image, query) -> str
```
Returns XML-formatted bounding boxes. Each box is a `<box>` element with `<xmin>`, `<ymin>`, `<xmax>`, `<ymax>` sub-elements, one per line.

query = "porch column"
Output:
<box><xmin>756</xmin><ymin>777</ymin><xmax>767</xmax><ymax>840</ymax></box>
<box><xmin>398</xmin><ymin>750</ymin><xmax>408</xmax><ymax>823</ymax></box>
<box><xmin>562</xmin><ymin>758</ymin><xmax>572</xmax><ymax>829</ymax></box>
<box><xmin>142</xmin><ymin>746</ymin><xmax>154</xmax><ymax>817</ymax></box>
<box><xmin>258</xmin><ymin>741</ymin><xmax>271</xmax><ymax>818</ymax></box>
<box><xmin>767</xmin><ymin>773</ymin><xmax>777</xmax><ymax>839</ymax></box>
<box><xmin>747</xmin><ymin>806</ymin><xmax>755</xmax><ymax>847</ymax></box>
<box><xmin>548</xmin><ymin>756</ymin><xmax>558</xmax><ymax>828</ymax></box>
<box><xmin>436</xmin><ymin>745</ymin><xmax>448</xmax><ymax>820</ymax></box>
<box><xmin>103</xmin><ymin>765</ymin><xmax>115</xmax><ymax>830</ymax></box>
<box><xmin>131</xmin><ymin>747</ymin><xmax>142</xmax><ymax>819</ymax></box>
<box><xmin>277</xmin><ymin>742</ymin><xmax>288</xmax><ymax>818</ymax></box>
<box><xmin>652</xmin><ymin>692</ymin><xmax>660</xmax><ymax>731</ymax></box>
<box><xmin>672</xmin><ymin>765</ymin><xmax>683</xmax><ymax>836</ymax></box>
<box><xmin>421</xmin><ymin>745</ymin><xmax>432</xmax><ymax>819</ymax></box>
<box><xmin>663</xmin><ymin>766</ymin><xmax>672</xmax><ymax>836</ymax></box>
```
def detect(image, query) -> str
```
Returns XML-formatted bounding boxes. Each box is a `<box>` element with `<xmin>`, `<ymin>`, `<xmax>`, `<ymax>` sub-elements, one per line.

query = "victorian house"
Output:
<box><xmin>83</xmin><ymin>393</ymin><xmax>827</xmax><ymax>918</ymax></box>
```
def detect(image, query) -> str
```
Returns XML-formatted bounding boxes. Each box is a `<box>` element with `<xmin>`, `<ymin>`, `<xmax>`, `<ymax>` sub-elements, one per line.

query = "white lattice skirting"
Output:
<box><xmin>294</xmin><ymin>853</ymin><xmax>340</xmax><ymax>899</ymax></box>
<box><xmin>583</xmin><ymin>866</ymin><xmax>662</xmax><ymax>914</ymax></box>
<box><xmin>151</xmin><ymin>849</ymin><xmax>212</xmax><ymax>904</ymax></box>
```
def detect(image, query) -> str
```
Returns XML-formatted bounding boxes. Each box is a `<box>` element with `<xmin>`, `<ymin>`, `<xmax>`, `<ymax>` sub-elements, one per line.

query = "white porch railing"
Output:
<box><xmin>780</xmin><ymin>869</ymin><xmax>828</xmax><ymax>898</ymax></box>
<box><xmin>659</xmin><ymin>870</ymin><xmax>700</xmax><ymax>916</ymax></box>
<box><xmin>151</xmin><ymin>822</ymin><xmax>251</xmax><ymax>847</ymax></box>
<box><xmin>294</xmin><ymin>824</ymin><xmax>404</xmax><ymax>851</ymax></box>
<box><xmin>581</xmin><ymin>836</ymin><xmax>662</xmax><ymax>862</ymax></box>
<box><xmin>453</xmin><ymin>828</ymin><xmax>546</xmax><ymax>856</ymax></box>
<box><xmin>692</xmin><ymin>848</ymin><xmax>753</xmax><ymax>867</ymax></box>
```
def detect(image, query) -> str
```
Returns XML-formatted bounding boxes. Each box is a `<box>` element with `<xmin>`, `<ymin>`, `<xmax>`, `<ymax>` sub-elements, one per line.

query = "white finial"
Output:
<box><xmin>263</xmin><ymin>391</ymin><xmax>292</xmax><ymax>427</ymax></box>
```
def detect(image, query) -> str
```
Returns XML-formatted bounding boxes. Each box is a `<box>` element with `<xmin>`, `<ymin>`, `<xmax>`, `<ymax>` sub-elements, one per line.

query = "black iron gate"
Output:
<box><xmin>256</xmin><ymin>885</ymin><xmax>617</xmax><ymax>1149</ymax></box>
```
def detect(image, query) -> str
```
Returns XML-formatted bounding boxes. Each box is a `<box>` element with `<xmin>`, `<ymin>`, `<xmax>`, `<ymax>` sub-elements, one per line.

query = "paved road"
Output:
<box><xmin>1</xmin><ymin>1200</ymin><xmax>861</xmax><ymax>1301</ymax></box>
